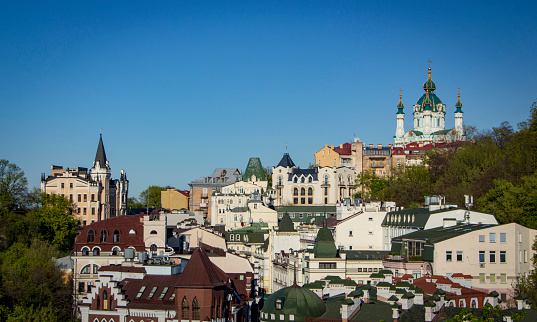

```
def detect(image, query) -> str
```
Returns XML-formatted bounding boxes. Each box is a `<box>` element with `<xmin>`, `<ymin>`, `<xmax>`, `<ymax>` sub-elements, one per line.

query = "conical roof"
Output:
<box><xmin>279</xmin><ymin>213</ymin><xmax>296</xmax><ymax>232</ymax></box>
<box><xmin>397</xmin><ymin>93</ymin><xmax>405</xmax><ymax>114</ymax></box>
<box><xmin>455</xmin><ymin>92</ymin><xmax>463</xmax><ymax>113</ymax></box>
<box><xmin>243</xmin><ymin>157</ymin><xmax>267</xmax><ymax>181</ymax></box>
<box><xmin>177</xmin><ymin>248</ymin><xmax>226</xmax><ymax>288</ymax></box>
<box><xmin>313</xmin><ymin>227</ymin><xmax>337</xmax><ymax>258</ymax></box>
<box><xmin>94</xmin><ymin>134</ymin><xmax>107</xmax><ymax>166</ymax></box>
<box><xmin>277</xmin><ymin>153</ymin><xmax>296</xmax><ymax>168</ymax></box>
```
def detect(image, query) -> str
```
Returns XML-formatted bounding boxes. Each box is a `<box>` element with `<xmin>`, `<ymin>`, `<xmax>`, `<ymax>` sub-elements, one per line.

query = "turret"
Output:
<box><xmin>395</xmin><ymin>91</ymin><xmax>405</xmax><ymax>139</ymax></box>
<box><xmin>454</xmin><ymin>90</ymin><xmax>464</xmax><ymax>138</ymax></box>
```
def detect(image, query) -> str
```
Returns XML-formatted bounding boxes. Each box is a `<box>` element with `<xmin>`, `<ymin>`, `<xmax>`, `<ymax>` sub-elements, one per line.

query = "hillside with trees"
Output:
<box><xmin>355</xmin><ymin>102</ymin><xmax>537</xmax><ymax>228</ymax></box>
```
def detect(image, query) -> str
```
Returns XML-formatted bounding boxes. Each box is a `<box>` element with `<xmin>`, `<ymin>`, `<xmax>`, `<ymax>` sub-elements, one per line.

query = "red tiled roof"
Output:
<box><xmin>178</xmin><ymin>190</ymin><xmax>190</xmax><ymax>197</ymax></box>
<box><xmin>74</xmin><ymin>214</ymin><xmax>145</xmax><ymax>252</ymax></box>
<box><xmin>333</xmin><ymin>143</ymin><xmax>352</xmax><ymax>155</ymax></box>
<box><xmin>120</xmin><ymin>274</ymin><xmax>182</xmax><ymax>303</ymax></box>
<box><xmin>177</xmin><ymin>248</ymin><xmax>226</xmax><ymax>288</ymax></box>
<box><xmin>451</xmin><ymin>273</ymin><xmax>465</xmax><ymax>278</ymax></box>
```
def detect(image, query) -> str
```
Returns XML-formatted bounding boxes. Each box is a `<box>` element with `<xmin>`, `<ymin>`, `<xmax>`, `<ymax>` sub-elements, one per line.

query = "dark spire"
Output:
<box><xmin>277</xmin><ymin>153</ymin><xmax>296</xmax><ymax>168</ymax></box>
<box><xmin>95</xmin><ymin>134</ymin><xmax>108</xmax><ymax>166</ymax></box>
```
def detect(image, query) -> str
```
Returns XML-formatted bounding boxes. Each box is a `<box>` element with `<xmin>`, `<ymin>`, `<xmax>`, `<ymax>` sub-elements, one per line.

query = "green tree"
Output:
<box><xmin>27</xmin><ymin>193</ymin><xmax>79</xmax><ymax>254</ymax></box>
<box><xmin>0</xmin><ymin>160</ymin><xmax>28</xmax><ymax>211</ymax></box>
<box><xmin>127</xmin><ymin>197</ymin><xmax>144</xmax><ymax>210</ymax></box>
<box><xmin>0</xmin><ymin>240</ymin><xmax>73</xmax><ymax>321</ymax></box>
<box><xmin>382</xmin><ymin>165</ymin><xmax>431</xmax><ymax>208</ymax></box>
<box><xmin>353</xmin><ymin>170</ymin><xmax>389</xmax><ymax>200</ymax></box>
<box><xmin>139</xmin><ymin>186</ymin><xmax>166</xmax><ymax>208</ymax></box>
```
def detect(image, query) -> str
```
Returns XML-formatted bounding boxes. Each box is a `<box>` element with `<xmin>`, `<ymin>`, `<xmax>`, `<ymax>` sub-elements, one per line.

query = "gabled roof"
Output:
<box><xmin>276</xmin><ymin>153</ymin><xmax>296</xmax><ymax>168</ymax></box>
<box><xmin>94</xmin><ymin>134</ymin><xmax>107</xmax><ymax>166</ymax></box>
<box><xmin>177</xmin><ymin>248</ymin><xmax>226</xmax><ymax>288</ymax></box>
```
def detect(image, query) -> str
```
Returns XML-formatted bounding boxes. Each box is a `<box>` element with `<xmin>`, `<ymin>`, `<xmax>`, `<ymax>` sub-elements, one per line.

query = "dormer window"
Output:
<box><xmin>276</xmin><ymin>298</ymin><xmax>283</xmax><ymax>310</ymax></box>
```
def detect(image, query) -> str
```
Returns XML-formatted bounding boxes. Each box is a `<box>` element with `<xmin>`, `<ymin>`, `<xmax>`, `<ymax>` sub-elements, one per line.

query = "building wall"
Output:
<box><xmin>161</xmin><ymin>188</ymin><xmax>190</xmax><ymax>210</ymax></box>
<box><xmin>434</xmin><ymin>223</ymin><xmax>537</xmax><ymax>298</ymax></box>
<box><xmin>333</xmin><ymin>211</ymin><xmax>386</xmax><ymax>251</ymax></box>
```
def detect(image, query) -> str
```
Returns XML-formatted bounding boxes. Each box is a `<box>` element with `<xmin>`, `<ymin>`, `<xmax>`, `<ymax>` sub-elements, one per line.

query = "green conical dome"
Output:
<box><xmin>243</xmin><ymin>157</ymin><xmax>267</xmax><ymax>181</ymax></box>
<box><xmin>313</xmin><ymin>227</ymin><xmax>337</xmax><ymax>258</ymax></box>
<box><xmin>279</xmin><ymin>214</ymin><xmax>296</xmax><ymax>232</ymax></box>
<box><xmin>261</xmin><ymin>285</ymin><xmax>326</xmax><ymax>321</ymax></box>
<box><xmin>397</xmin><ymin>93</ymin><xmax>405</xmax><ymax>114</ymax></box>
<box><xmin>455</xmin><ymin>92</ymin><xmax>463</xmax><ymax>113</ymax></box>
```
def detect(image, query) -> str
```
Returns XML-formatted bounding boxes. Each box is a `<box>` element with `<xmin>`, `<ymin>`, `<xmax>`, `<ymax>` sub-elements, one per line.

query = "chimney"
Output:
<box><xmin>377</xmin><ymin>144</ymin><xmax>382</xmax><ymax>149</ymax></box>
<box><xmin>369</xmin><ymin>144</ymin><xmax>373</xmax><ymax>149</ymax></box>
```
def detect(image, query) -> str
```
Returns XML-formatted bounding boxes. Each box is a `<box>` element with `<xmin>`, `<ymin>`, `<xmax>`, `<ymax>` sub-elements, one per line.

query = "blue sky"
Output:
<box><xmin>1</xmin><ymin>1</ymin><xmax>536</xmax><ymax>198</ymax></box>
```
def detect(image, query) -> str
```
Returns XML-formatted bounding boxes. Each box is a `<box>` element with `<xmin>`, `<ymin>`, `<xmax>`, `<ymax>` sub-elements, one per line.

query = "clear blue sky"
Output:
<box><xmin>1</xmin><ymin>1</ymin><xmax>536</xmax><ymax>198</ymax></box>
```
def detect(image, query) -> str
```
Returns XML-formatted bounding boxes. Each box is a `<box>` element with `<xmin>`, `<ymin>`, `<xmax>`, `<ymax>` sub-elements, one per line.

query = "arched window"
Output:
<box><xmin>324</xmin><ymin>175</ymin><xmax>329</xmax><ymax>185</ymax></box>
<box><xmin>192</xmin><ymin>297</ymin><xmax>200</xmax><ymax>320</ymax></box>
<box><xmin>81</xmin><ymin>265</ymin><xmax>91</xmax><ymax>274</ymax></box>
<box><xmin>113</xmin><ymin>230</ymin><xmax>120</xmax><ymax>243</ymax></box>
<box><xmin>459</xmin><ymin>299</ymin><xmax>465</xmax><ymax>307</ymax></box>
<box><xmin>93</xmin><ymin>247</ymin><xmax>100</xmax><ymax>256</ymax></box>
<box><xmin>96</xmin><ymin>295</ymin><xmax>100</xmax><ymax>310</ymax></box>
<box><xmin>87</xmin><ymin>230</ymin><xmax>95</xmax><ymax>243</ymax></box>
<box><xmin>471</xmin><ymin>300</ymin><xmax>477</xmax><ymax>308</ymax></box>
<box><xmin>150</xmin><ymin>230</ymin><xmax>158</xmax><ymax>235</ymax></box>
<box><xmin>301</xmin><ymin>177</ymin><xmax>305</xmax><ymax>183</ymax></box>
<box><xmin>150</xmin><ymin>244</ymin><xmax>157</xmax><ymax>255</ymax></box>
<box><xmin>300</xmin><ymin>188</ymin><xmax>305</xmax><ymax>196</ymax></box>
<box><xmin>100</xmin><ymin>230</ymin><xmax>108</xmax><ymax>243</ymax></box>
<box><xmin>308</xmin><ymin>187</ymin><xmax>313</xmax><ymax>196</ymax></box>
<box><xmin>182</xmin><ymin>297</ymin><xmax>189</xmax><ymax>319</ymax></box>
<box><xmin>82</xmin><ymin>247</ymin><xmax>90</xmax><ymax>256</ymax></box>
<box><xmin>308</xmin><ymin>176</ymin><xmax>313</xmax><ymax>183</ymax></box>
<box><xmin>112</xmin><ymin>246</ymin><xmax>121</xmax><ymax>256</ymax></box>
<box><xmin>293</xmin><ymin>188</ymin><xmax>298</xmax><ymax>196</ymax></box>
<box><xmin>278</xmin><ymin>176</ymin><xmax>282</xmax><ymax>185</ymax></box>
<box><xmin>293</xmin><ymin>177</ymin><xmax>298</xmax><ymax>183</ymax></box>
<box><xmin>103</xmin><ymin>290</ymin><xmax>108</xmax><ymax>310</ymax></box>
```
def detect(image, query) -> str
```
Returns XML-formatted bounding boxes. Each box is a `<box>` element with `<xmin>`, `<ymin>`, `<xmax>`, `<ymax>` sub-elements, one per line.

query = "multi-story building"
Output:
<box><xmin>314</xmin><ymin>138</ymin><xmax>363</xmax><ymax>174</ymax></box>
<box><xmin>272</xmin><ymin>153</ymin><xmax>355</xmax><ymax>206</ymax></box>
<box><xmin>41</xmin><ymin>134</ymin><xmax>128</xmax><ymax>224</ymax></box>
<box><xmin>188</xmin><ymin>168</ymin><xmax>242</xmax><ymax>223</ymax></box>
<box><xmin>394</xmin><ymin>66</ymin><xmax>465</xmax><ymax>147</ymax></box>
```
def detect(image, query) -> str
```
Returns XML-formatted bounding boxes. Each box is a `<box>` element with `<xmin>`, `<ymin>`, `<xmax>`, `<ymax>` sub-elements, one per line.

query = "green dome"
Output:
<box><xmin>417</xmin><ymin>92</ymin><xmax>444</xmax><ymax>112</ymax></box>
<box><xmin>313</xmin><ymin>227</ymin><xmax>337</xmax><ymax>258</ymax></box>
<box><xmin>455</xmin><ymin>92</ymin><xmax>463</xmax><ymax>113</ymax></box>
<box><xmin>423</xmin><ymin>67</ymin><xmax>436</xmax><ymax>91</ymax></box>
<box><xmin>279</xmin><ymin>214</ymin><xmax>296</xmax><ymax>232</ymax></box>
<box><xmin>396</xmin><ymin>93</ymin><xmax>405</xmax><ymax>114</ymax></box>
<box><xmin>261</xmin><ymin>285</ymin><xmax>326</xmax><ymax>321</ymax></box>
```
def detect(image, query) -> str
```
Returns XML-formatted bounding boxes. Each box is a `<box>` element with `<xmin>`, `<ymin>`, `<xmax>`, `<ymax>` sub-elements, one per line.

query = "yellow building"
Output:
<box><xmin>161</xmin><ymin>188</ymin><xmax>190</xmax><ymax>210</ymax></box>
<box><xmin>314</xmin><ymin>139</ymin><xmax>363</xmax><ymax>171</ymax></box>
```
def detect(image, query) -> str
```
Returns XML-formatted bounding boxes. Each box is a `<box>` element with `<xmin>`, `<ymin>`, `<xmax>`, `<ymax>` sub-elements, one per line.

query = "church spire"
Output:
<box><xmin>94</xmin><ymin>134</ymin><xmax>107</xmax><ymax>167</ymax></box>
<box><xmin>455</xmin><ymin>89</ymin><xmax>463</xmax><ymax>113</ymax></box>
<box><xmin>396</xmin><ymin>89</ymin><xmax>405</xmax><ymax>114</ymax></box>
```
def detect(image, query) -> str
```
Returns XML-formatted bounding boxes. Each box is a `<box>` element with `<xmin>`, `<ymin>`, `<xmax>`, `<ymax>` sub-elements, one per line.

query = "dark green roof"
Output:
<box><xmin>313</xmin><ymin>227</ymin><xmax>337</xmax><ymax>258</ymax></box>
<box><xmin>279</xmin><ymin>214</ymin><xmax>296</xmax><ymax>232</ymax></box>
<box><xmin>417</xmin><ymin>92</ymin><xmax>443</xmax><ymax>112</ymax></box>
<box><xmin>369</xmin><ymin>273</ymin><xmax>385</xmax><ymax>279</ymax></box>
<box><xmin>345</xmin><ymin>250</ymin><xmax>389</xmax><ymax>260</ymax></box>
<box><xmin>261</xmin><ymin>285</ymin><xmax>326</xmax><ymax>321</ymax></box>
<box><xmin>388</xmin><ymin>295</ymin><xmax>399</xmax><ymax>302</ymax></box>
<box><xmin>350</xmin><ymin>301</ymin><xmax>393</xmax><ymax>322</ymax></box>
<box><xmin>487</xmin><ymin>290</ymin><xmax>499</xmax><ymax>297</ymax></box>
<box><xmin>455</xmin><ymin>93</ymin><xmax>463</xmax><ymax>113</ymax></box>
<box><xmin>424</xmin><ymin>300</ymin><xmax>436</xmax><ymax>307</ymax></box>
<box><xmin>396</xmin><ymin>281</ymin><xmax>411</xmax><ymax>288</ymax></box>
<box><xmin>395</xmin><ymin>288</ymin><xmax>406</xmax><ymax>295</ymax></box>
<box><xmin>230</xmin><ymin>207</ymin><xmax>249</xmax><ymax>213</ymax></box>
<box><xmin>303</xmin><ymin>281</ymin><xmax>324</xmax><ymax>290</ymax></box>
<box><xmin>243</xmin><ymin>157</ymin><xmax>267</xmax><ymax>181</ymax></box>
<box><xmin>379</xmin><ymin>269</ymin><xmax>393</xmax><ymax>275</ymax></box>
<box><xmin>376</xmin><ymin>282</ymin><xmax>392</xmax><ymax>288</ymax></box>
<box><xmin>382</xmin><ymin>207</ymin><xmax>431</xmax><ymax>228</ymax></box>
<box><xmin>402</xmin><ymin>292</ymin><xmax>415</xmax><ymax>299</ymax></box>
<box><xmin>432</xmin><ymin>129</ymin><xmax>454</xmax><ymax>136</ymax></box>
<box><xmin>391</xmin><ymin>223</ymin><xmax>495</xmax><ymax>246</ymax></box>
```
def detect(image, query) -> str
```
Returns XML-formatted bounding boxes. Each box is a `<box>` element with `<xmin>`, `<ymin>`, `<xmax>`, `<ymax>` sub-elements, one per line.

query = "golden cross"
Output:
<box><xmin>427</xmin><ymin>59</ymin><xmax>432</xmax><ymax>68</ymax></box>
<box><xmin>457</xmin><ymin>87</ymin><xmax>461</xmax><ymax>94</ymax></box>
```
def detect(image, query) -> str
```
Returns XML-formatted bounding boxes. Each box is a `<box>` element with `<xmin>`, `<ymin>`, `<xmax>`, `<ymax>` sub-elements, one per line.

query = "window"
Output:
<box><xmin>479</xmin><ymin>235</ymin><xmax>485</xmax><ymax>242</ymax></box>
<box><xmin>78</xmin><ymin>194</ymin><xmax>81</xmax><ymax>202</ymax></box>
<box><xmin>136</xmin><ymin>286</ymin><xmax>147</xmax><ymax>299</ymax></box>
<box><xmin>500</xmin><ymin>233</ymin><xmax>506</xmax><ymax>242</ymax></box>
<box><xmin>490</xmin><ymin>251</ymin><xmax>496</xmax><ymax>263</ymax></box>
<box><xmin>93</xmin><ymin>248</ymin><xmax>100</xmax><ymax>256</ymax></box>
<box><xmin>524</xmin><ymin>250</ymin><xmax>528</xmax><ymax>263</ymax></box>
<box><xmin>69</xmin><ymin>183</ymin><xmax>73</xmax><ymax>188</ymax></box>
<box><xmin>490</xmin><ymin>274</ymin><xmax>496</xmax><ymax>283</ymax></box>
<box><xmin>147</xmin><ymin>286</ymin><xmax>158</xmax><ymax>299</ymax></box>
<box><xmin>87</xmin><ymin>230</ymin><xmax>95</xmax><ymax>243</ymax></box>
<box><xmin>93</xmin><ymin>264</ymin><xmax>99</xmax><ymax>274</ymax></box>
<box><xmin>308</xmin><ymin>187</ymin><xmax>313</xmax><ymax>196</ymax></box>
<box><xmin>158</xmin><ymin>287</ymin><xmax>169</xmax><ymax>300</ymax></box>
<box><xmin>150</xmin><ymin>230</ymin><xmax>158</xmax><ymax>235</ymax></box>
<box><xmin>150</xmin><ymin>244</ymin><xmax>157</xmax><ymax>255</ymax></box>
<box><xmin>446</xmin><ymin>251</ymin><xmax>453</xmax><ymax>262</ymax></box>
<box><xmin>489</xmin><ymin>233</ymin><xmax>496</xmax><ymax>243</ymax></box>
<box><xmin>78</xmin><ymin>207</ymin><xmax>81</xmax><ymax>214</ymax></box>
<box><xmin>112</xmin><ymin>246</ymin><xmax>120</xmax><ymax>256</ymax></box>
<box><xmin>82</xmin><ymin>247</ymin><xmax>89</xmax><ymax>256</ymax></box>
<box><xmin>368</xmin><ymin>217</ymin><xmax>373</xmax><ymax>221</ymax></box>
<box><xmin>456</xmin><ymin>251</ymin><xmax>463</xmax><ymax>262</ymax></box>
<box><xmin>500</xmin><ymin>251</ymin><xmax>506</xmax><ymax>263</ymax></box>
<box><xmin>479</xmin><ymin>251</ymin><xmax>485</xmax><ymax>263</ymax></box>
<box><xmin>78</xmin><ymin>282</ymin><xmax>85</xmax><ymax>293</ymax></box>
<box><xmin>501</xmin><ymin>273</ymin><xmax>507</xmax><ymax>283</ymax></box>
<box><xmin>83</xmin><ymin>207</ymin><xmax>87</xmax><ymax>215</ymax></box>
<box><xmin>293</xmin><ymin>198</ymin><xmax>298</xmax><ymax>204</ymax></box>
<box><xmin>81</xmin><ymin>265</ymin><xmax>91</xmax><ymax>274</ymax></box>
<box><xmin>91</xmin><ymin>207</ymin><xmax>95</xmax><ymax>215</ymax></box>
<box><xmin>293</xmin><ymin>188</ymin><xmax>298</xmax><ymax>196</ymax></box>
<box><xmin>84</xmin><ymin>194</ymin><xmax>87</xmax><ymax>202</ymax></box>
<box><xmin>192</xmin><ymin>297</ymin><xmax>200</xmax><ymax>320</ymax></box>
<box><xmin>91</xmin><ymin>193</ymin><xmax>95</xmax><ymax>201</ymax></box>
<box><xmin>113</xmin><ymin>230</ymin><xmax>120</xmax><ymax>242</ymax></box>
<box><xmin>61</xmin><ymin>183</ymin><xmax>64</xmax><ymax>188</ymax></box>
<box><xmin>300</xmin><ymin>188</ymin><xmax>305</xmax><ymax>196</ymax></box>
<box><xmin>276</xmin><ymin>298</ymin><xmax>283</xmax><ymax>310</ymax></box>
<box><xmin>236</xmin><ymin>234</ymin><xmax>240</xmax><ymax>241</ymax></box>
<box><xmin>87</xmin><ymin>282</ymin><xmax>93</xmax><ymax>293</ymax></box>
<box><xmin>349</xmin><ymin>231</ymin><xmax>353</xmax><ymax>237</ymax></box>
<box><xmin>230</xmin><ymin>235</ymin><xmax>234</xmax><ymax>241</ymax></box>
<box><xmin>479</xmin><ymin>273</ymin><xmax>485</xmax><ymax>283</ymax></box>
<box><xmin>301</xmin><ymin>197</ymin><xmax>305</xmax><ymax>204</ymax></box>
<box><xmin>319</xmin><ymin>262</ymin><xmax>336</xmax><ymax>269</ymax></box>
<box><xmin>100</xmin><ymin>230</ymin><xmax>108</xmax><ymax>243</ymax></box>
<box><xmin>69</xmin><ymin>194</ymin><xmax>73</xmax><ymax>200</ymax></box>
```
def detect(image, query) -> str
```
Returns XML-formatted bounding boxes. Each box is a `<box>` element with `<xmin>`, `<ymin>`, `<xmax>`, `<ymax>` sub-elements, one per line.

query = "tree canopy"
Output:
<box><xmin>139</xmin><ymin>185</ymin><xmax>167</xmax><ymax>208</ymax></box>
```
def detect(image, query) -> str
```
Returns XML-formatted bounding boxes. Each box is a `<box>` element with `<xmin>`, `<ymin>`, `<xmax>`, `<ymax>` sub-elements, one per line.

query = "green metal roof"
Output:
<box><xmin>279</xmin><ymin>214</ymin><xmax>296</xmax><ymax>232</ymax></box>
<box><xmin>313</xmin><ymin>227</ymin><xmax>337</xmax><ymax>258</ymax></box>
<box><xmin>261</xmin><ymin>285</ymin><xmax>326</xmax><ymax>321</ymax></box>
<box><xmin>242</xmin><ymin>157</ymin><xmax>267</xmax><ymax>182</ymax></box>
<box><xmin>432</xmin><ymin>129</ymin><xmax>454</xmax><ymax>136</ymax></box>
<box><xmin>303</xmin><ymin>281</ymin><xmax>324</xmax><ymax>290</ymax></box>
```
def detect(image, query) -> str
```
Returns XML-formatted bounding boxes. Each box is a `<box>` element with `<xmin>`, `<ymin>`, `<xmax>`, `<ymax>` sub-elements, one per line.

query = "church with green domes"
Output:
<box><xmin>394</xmin><ymin>66</ymin><xmax>465</xmax><ymax>147</ymax></box>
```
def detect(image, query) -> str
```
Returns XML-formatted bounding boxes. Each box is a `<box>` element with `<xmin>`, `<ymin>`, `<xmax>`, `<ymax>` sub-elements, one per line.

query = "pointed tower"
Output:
<box><xmin>413</xmin><ymin>65</ymin><xmax>446</xmax><ymax>136</ymax></box>
<box><xmin>272</xmin><ymin>153</ymin><xmax>296</xmax><ymax>206</ymax></box>
<box><xmin>90</xmin><ymin>134</ymin><xmax>112</xmax><ymax>220</ymax></box>
<box><xmin>395</xmin><ymin>91</ymin><xmax>405</xmax><ymax>140</ymax></box>
<box><xmin>454</xmin><ymin>90</ymin><xmax>464</xmax><ymax>138</ymax></box>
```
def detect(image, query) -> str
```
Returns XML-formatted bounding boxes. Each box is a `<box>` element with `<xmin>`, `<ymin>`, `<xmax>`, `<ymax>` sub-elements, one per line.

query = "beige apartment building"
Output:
<box><xmin>161</xmin><ymin>187</ymin><xmax>190</xmax><ymax>210</ymax></box>
<box><xmin>41</xmin><ymin>135</ymin><xmax>128</xmax><ymax>224</ymax></box>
